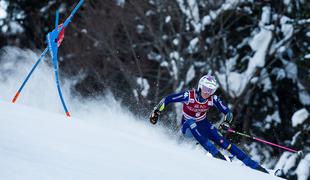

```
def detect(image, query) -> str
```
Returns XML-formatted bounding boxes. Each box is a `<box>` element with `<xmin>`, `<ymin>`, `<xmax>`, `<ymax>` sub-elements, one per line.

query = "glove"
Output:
<box><xmin>219</xmin><ymin>121</ymin><xmax>230</xmax><ymax>131</ymax></box>
<box><xmin>219</xmin><ymin>112</ymin><xmax>233</xmax><ymax>131</ymax></box>
<box><xmin>150</xmin><ymin>109</ymin><xmax>160</xmax><ymax>124</ymax></box>
<box><xmin>149</xmin><ymin>99</ymin><xmax>165</xmax><ymax>125</ymax></box>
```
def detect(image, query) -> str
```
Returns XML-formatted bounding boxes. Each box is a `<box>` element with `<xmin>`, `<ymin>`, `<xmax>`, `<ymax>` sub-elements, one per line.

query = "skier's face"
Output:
<box><xmin>200</xmin><ymin>90</ymin><xmax>211</xmax><ymax>99</ymax></box>
<box><xmin>200</xmin><ymin>85</ymin><xmax>215</xmax><ymax>99</ymax></box>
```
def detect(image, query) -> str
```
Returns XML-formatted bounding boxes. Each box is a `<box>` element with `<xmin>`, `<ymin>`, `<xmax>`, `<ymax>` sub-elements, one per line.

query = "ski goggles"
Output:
<box><xmin>201</xmin><ymin>85</ymin><xmax>216</xmax><ymax>95</ymax></box>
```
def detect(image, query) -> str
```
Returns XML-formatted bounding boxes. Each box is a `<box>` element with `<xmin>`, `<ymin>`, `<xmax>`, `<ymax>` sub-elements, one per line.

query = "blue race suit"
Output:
<box><xmin>157</xmin><ymin>89</ymin><xmax>260</xmax><ymax>170</ymax></box>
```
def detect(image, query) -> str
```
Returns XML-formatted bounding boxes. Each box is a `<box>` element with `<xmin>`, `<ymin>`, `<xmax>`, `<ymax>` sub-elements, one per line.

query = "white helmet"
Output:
<box><xmin>198</xmin><ymin>75</ymin><xmax>218</xmax><ymax>95</ymax></box>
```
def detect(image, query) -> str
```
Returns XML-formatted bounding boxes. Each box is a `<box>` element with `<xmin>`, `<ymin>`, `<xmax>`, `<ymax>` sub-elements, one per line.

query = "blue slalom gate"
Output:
<box><xmin>12</xmin><ymin>0</ymin><xmax>85</xmax><ymax>117</ymax></box>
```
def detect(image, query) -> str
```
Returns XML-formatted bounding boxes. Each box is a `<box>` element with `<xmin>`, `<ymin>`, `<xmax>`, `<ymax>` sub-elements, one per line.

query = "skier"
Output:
<box><xmin>149</xmin><ymin>75</ymin><xmax>269</xmax><ymax>174</ymax></box>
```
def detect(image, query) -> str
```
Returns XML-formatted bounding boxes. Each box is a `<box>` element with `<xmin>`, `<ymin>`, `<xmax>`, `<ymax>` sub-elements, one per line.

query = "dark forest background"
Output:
<box><xmin>0</xmin><ymin>0</ymin><xmax>309</xmax><ymax>179</ymax></box>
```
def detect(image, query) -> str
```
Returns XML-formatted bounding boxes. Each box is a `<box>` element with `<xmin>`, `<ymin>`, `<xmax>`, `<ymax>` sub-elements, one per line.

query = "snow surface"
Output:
<box><xmin>291</xmin><ymin>108</ymin><xmax>309</xmax><ymax>127</ymax></box>
<box><xmin>0</xmin><ymin>47</ymin><xmax>283</xmax><ymax>180</ymax></box>
<box><xmin>0</xmin><ymin>101</ymin><xmax>283</xmax><ymax>180</ymax></box>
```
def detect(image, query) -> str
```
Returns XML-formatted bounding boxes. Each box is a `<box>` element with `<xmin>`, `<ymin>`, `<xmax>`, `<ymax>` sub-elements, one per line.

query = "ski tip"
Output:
<box><xmin>12</xmin><ymin>92</ymin><xmax>20</xmax><ymax>103</ymax></box>
<box><xmin>66</xmin><ymin>112</ymin><xmax>71</xmax><ymax>117</ymax></box>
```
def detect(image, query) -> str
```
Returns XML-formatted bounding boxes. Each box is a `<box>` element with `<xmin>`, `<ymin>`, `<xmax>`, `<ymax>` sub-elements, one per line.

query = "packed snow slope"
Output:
<box><xmin>0</xmin><ymin>101</ymin><xmax>283</xmax><ymax>180</ymax></box>
<box><xmin>0</xmin><ymin>47</ymin><xmax>282</xmax><ymax>179</ymax></box>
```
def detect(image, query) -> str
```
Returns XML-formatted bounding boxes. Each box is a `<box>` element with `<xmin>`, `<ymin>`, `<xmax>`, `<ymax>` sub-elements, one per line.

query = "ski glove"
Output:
<box><xmin>150</xmin><ymin>99</ymin><xmax>165</xmax><ymax>125</ymax></box>
<box><xmin>150</xmin><ymin>109</ymin><xmax>160</xmax><ymax>124</ymax></box>
<box><xmin>224</xmin><ymin>111</ymin><xmax>233</xmax><ymax>124</ymax></box>
<box><xmin>220</xmin><ymin>112</ymin><xmax>233</xmax><ymax>131</ymax></box>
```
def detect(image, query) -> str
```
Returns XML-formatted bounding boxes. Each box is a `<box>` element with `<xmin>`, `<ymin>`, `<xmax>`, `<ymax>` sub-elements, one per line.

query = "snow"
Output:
<box><xmin>0</xmin><ymin>46</ymin><xmax>67</xmax><ymax>112</ymax></box>
<box><xmin>216</xmin><ymin>6</ymin><xmax>273</xmax><ymax>98</ymax></box>
<box><xmin>169</xmin><ymin>52</ymin><xmax>183</xmax><ymax>80</ymax></box>
<box><xmin>0</xmin><ymin>20</ymin><xmax>24</xmax><ymax>34</ymax></box>
<box><xmin>162</xmin><ymin>34</ymin><xmax>168</xmax><ymax>40</ymax></box>
<box><xmin>291</xmin><ymin>131</ymin><xmax>301</xmax><ymax>146</ymax></box>
<box><xmin>9</xmin><ymin>21</ymin><xmax>24</xmax><ymax>34</ymax></box>
<box><xmin>176</xmin><ymin>0</ymin><xmax>201</xmax><ymax>32</ymax></box>
<box><xmin>115</xmin><ymin>0</ymin><xmax>125</xmax><ymax>7</ymax></box>
<box><xmin>216</xmin><ymin>72</ymin><xmax>247</xmax><ymax>97</ymax></box>
<box><xmin>0</xmin><ymin>47</ymin><xmax>283</xmax><ymax>180</ymax></box>
<box><xmin>260</xmin><ymin>69</ymin><xmax>272</xmax><ymax>92</ymax></box>
<box><xmin>176</xmin><ymin>0</ymin><xmax>242</xmax><ymax>32</ymax></box>
<box><xmin>265</xmin><ymin>111</ymin><xmax>281</xmax><ymax>124</ymax></box>
<box><xmin>247</xmin><ymin>7</ymin><xmax>272</xmax><ymax>77</ymax></box>
<box><xmin>283</xmin><ymin>0</ymin><xmax>291</xmax><ymax>5</ymax></box>
<box><xmin>145</xmin><ymin>10</ymin><xmax>155</xmax><ymax>17</ymax></box>
<box><xmin>298</xmin><ymin>91</ymin><xmax>310</xmax><ymax>105</ymax></box>
<box><xmin>188</xmin><ymin>37</ymin><xmax>199</xmax><ymax>53</ymax></box>
<box><xmin>275</xmin><ymin>152</ymin><xmax>303</xmax><ymax>176</ymax></box>
<box><xmin>40</xmin><ymin>1</ymin><xmax>56</xmax><ymax>13</ymax></box>
<box><xmin>297</xmin><ymin>19</ymin><xmax>310</xmax><ymax>25</ymax></box>
<box><xmin>136</xmin><ymin>77</ymin><xmax>150</xmax><ymax>97</ymax></box>
<box><xmin>136</xmin><ymin>24</ymin><xmax>144</xmax><ymax>33</ymax></box>
<box><xmin>282</xmin><ymin>153</ymin><xmax>298</xmax><ymax>174</ymax></box>
<box><xmin>132</xmin><ymin>89</ymin><xmax>138</xmax><ymax>100</ymax></box>
<box><xmin>0</xmin><ymin>101</ymin><xmax>282</xmax><ymax>180</ymax></box>
<box><xmin>274</xmin><ymin>152</ymin><xmax>291</xmax><ymax>170</ymax></box>
<box><xmin>0</xmin><ymin>6</ymin><xmax>6</xmax><ymax>19</ymax></box>
<box><xmin>298</xmin><ymin>82</ymin><xmax>310</xmax><ymax>105</ymax></box>
<box><xmin>280</xmin><ymin>16</ymin><xmax>293</xmax><ymax>37</ymax></box>
<box><xmin>173</xmin><ymin>38</ymin><xmax>179</xmax><ymax>46</ymax></box>
<box><xmin>185</xmin><ymin>65</ymin><xmax>195</xmax><ymax>84</ymax></box>
<box><xmin>271</xmin><ymin>15</ymin><xmax>293</xmax><ymax>54</ymax></box>
<box><xmin>147</xmin><ymin>51</ymin><xmax>162</xmax><ymax>62</ymax></box>
<box><xmin>0</xmin><ymin>0</ymin><xmax>7</xmax><ymax>19</ymax></box>
<box><xmin>271</xmin><ymin>68</ymin><xmax>286</xmax><ymax>80</ymax></box>
<box><xmin>295</xmin><ymin>153</ymin><xmax>310</xmax><ymax>180</ymax></box>
<box><xmin>202</xmin><ymin>15</ymin><xmax>211</xmax><ymax>26</ymax></box>
<box><xmin>160</xmin><ymin>61</ymin><xmax>169</xmax><ymax>67</ymax></box>
<box><xmin>81</xmin><ymin>29</ymin><xmax>87</xmax><ymax>34</ymax></box>
<box><xmin>291</xmin><ymin>108</ymin><xmax>309</xmax><ymax>127</ymax></box>
<box><xmin>171</xmin><ymin>60</ymin><xmax>178</xmax><ymax>80</ymax></box>
<box><xmin>165</xmin><ymin>16</ymin><xmax>171</xmax><ymax>23</ymax></box>
<box><xmin>260</xmin><ymin>6</ymin><xmax>271</xmax><ymax>24</ymax></box>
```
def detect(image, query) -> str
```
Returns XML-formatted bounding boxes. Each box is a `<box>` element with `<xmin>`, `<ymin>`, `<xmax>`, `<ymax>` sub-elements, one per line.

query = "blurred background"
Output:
<box><xmin>0</xmin><ymin>0</ymin><xmax>309</xmax><ymax>179</ymax></box>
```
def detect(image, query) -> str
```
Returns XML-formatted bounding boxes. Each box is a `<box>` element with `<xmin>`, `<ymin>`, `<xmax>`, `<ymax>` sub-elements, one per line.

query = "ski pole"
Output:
<box><xmin>227</xmin><ymin>128</ymin><xmax>301</xmax><ymax>154</ymax></box>
<box><xmin>12</xmin><ymin>47</ymin><xmax>49</xmax><ymax>103</ymax></box>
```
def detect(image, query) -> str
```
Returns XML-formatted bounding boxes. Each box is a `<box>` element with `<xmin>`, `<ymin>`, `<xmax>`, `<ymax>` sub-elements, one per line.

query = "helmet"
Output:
<box><xmin>197</xmin><ymin>75</ymin><xmax>218</xmax><ymax>95</ymax></box>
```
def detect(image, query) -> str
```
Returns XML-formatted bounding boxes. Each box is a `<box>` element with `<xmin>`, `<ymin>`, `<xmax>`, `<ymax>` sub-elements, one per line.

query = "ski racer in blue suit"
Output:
<box><xmin>149</xmin><ymin>75</ymin><xmax>268</xmax><ymax>174</ymax></box>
